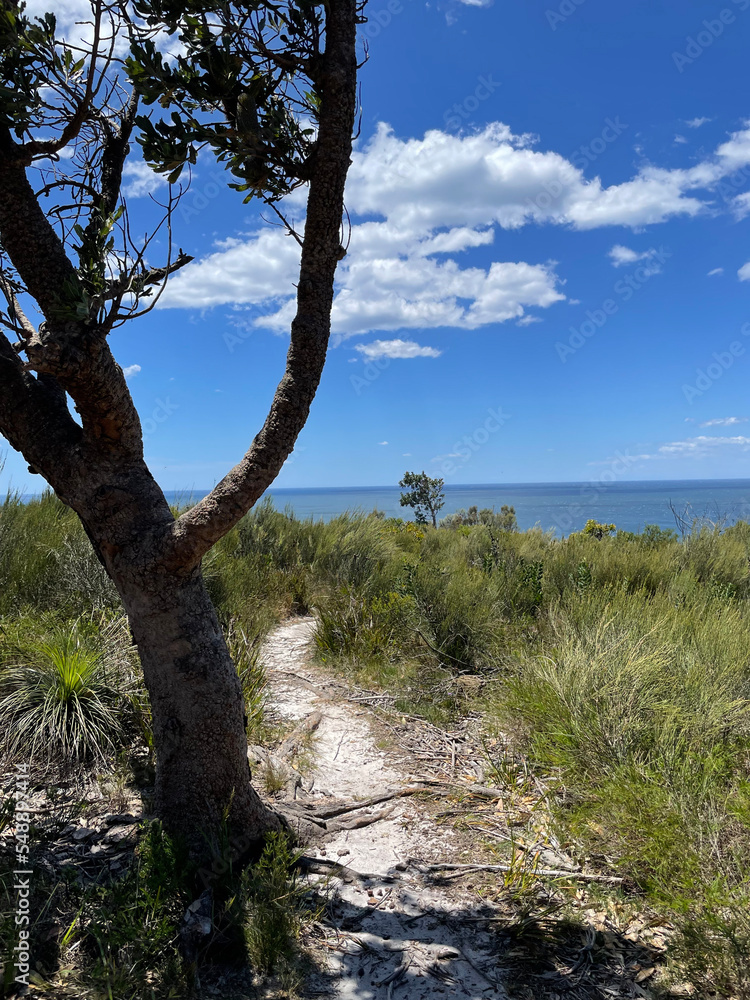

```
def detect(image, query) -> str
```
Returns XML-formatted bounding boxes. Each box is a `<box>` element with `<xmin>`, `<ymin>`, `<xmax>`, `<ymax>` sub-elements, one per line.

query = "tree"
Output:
<box><xmin>399</xmin><ymin>471</ymin><xmax>445</xmax><ymax>528</ymax></box>
<box><xmin>0</xmin><ymin>0</ymin><xmax>360</xmax><ymax>859</ymax></box>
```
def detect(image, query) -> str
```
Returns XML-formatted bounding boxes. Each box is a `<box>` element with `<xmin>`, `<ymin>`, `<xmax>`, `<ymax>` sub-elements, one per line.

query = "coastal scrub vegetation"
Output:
<box><xmin>2</xmin><ymin>490</ymin><xmax>750</xmax><ymax>994</ymax></box>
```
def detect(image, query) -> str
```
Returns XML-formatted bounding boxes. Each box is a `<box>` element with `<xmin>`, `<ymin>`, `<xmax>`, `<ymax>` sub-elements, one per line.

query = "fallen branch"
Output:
<box><xmin>277</xmin><ymin>710</ymin><xmax>323</xmax><ymax>760</ymax></box>
<box><xmin>296</xmin><ymin>855</ymin><xmax>394</xmax><ymax>884</ymax></box>
<box><xmin>329</xmin><ymin>805</ymin><xmax>396</xmax><ymax>832</ymax></box>
<box><xmin>417</xmin><ymin>777</ymin><xmax>505</xmax><ymax>799</ymax></box>
<box><xmin>416</xmin><ymin>861</ymin><xmax>623</xmax><ymax>884</ymax></box>
<box><xmin>307</xmin><ymin>785</ymin><xmax>430</xmax><ymax>820</ymax></box>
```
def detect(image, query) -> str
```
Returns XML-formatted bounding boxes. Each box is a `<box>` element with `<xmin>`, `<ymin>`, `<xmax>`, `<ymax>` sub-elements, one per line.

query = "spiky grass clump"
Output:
<box><xmin>0</xmin><ymin>617</ymin><xmax>135</xmax><ymax>770</ymax></box>
<box><xmin>243</xmin><ymin>832</ymin><xmax>306</xmax><ymax>975</ymax></box>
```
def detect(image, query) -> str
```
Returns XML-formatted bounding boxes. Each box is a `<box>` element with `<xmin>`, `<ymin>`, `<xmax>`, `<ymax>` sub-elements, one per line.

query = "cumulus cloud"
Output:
<box><xmin>354</xmin><ymin>339</ymin><xmax>442</xmax><ymax>360</ymax></box>
<box><xmin>162</xmin><ymin>231</ymin><xmax>302</xmax><ymax>309</ymax></box>
<box><xmin>685</xmin><ymin>117</ymin><xmax>712</xmax><ymax>128</ymax></box>
<box><xmin>738</xmin><ymin>262</ymin><xmax>750</xmax><ymax>282</ymax></box>
<box><xmin>699</xmin><ymin>416</ymin><xmax>747</xmax><ymax>427</ymax></box>
<box><xmin>122</xmin><ymin>364</ymin><xmax>141</xmax><ymax>379</ymax></box>
<box><xmin>674</xmin><ymin>135</ymin><xmax>688</xmax><ymax>145</ymax></box>
<box><xmin>161</xmin><ymin>118</ymin><xmax>750</xmax><ymax>339</ymax></box>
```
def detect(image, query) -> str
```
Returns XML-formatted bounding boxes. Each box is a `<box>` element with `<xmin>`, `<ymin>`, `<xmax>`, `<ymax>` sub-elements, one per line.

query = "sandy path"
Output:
<box><xmin>260</xmin><ymin>618</ymin><xmax>506</xmax><ymax>999</ymax></box>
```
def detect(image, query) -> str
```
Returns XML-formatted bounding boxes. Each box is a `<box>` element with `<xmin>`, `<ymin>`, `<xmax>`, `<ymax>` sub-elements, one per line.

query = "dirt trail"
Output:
<box><xmin>260</xmin><ymin>618</ymin><xmax>507</xmax><ymax>999</ymax></box>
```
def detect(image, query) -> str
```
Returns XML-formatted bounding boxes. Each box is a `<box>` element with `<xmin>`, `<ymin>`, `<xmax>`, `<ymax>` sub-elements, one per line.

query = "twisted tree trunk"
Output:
<box><xmin>0</xmin><ymin>0</ymin><xmax>358</xmax><ymax>861</ymax></box>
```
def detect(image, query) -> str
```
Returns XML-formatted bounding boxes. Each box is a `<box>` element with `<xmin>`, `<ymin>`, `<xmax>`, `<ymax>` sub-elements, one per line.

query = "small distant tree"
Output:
<box><xmin>583</xmin><ymin>519</ymin><xmax>616</xmax><ymax>540</ymax></box>
<box><xmin>399</xmin><ymin>471</ymin><xmax>445</xmax><ymax>528</ymax></box>
<box><xmin>493</xmin><ymin>505</ymin><xmax>518</xmax><ymax>532</ymax></box>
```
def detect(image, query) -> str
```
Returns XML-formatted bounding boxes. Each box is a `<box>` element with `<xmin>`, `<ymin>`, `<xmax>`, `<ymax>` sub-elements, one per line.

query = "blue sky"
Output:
<box><xmin>8</xmin><ymin>0</ymin><xmax>750</xmax><ymax>491</ymax></box>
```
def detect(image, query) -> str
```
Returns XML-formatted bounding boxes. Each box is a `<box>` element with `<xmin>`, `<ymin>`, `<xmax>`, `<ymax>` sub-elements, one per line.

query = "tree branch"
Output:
<box><xmin>0</xmin><ymin>329</ymin><xmax>84</xmax><ymax>489</ymax></box>
<box><xmin>0</xmin><ymin>125</ymin><xmax>145</xmax><ymax>458</ymax></box>
<box><xmin>165</xmin><ymin>0</ymin><xmax>358</xmax><ymax>570</ymax></box>
<box><xmin>104</xmin><ymin>251</ymin><xmax>194</xmax><ymax>303</ymax></box>
<box><xmin>0</xmin><ymin>274</ymin><xmax>38</xmax><ymax>343</ymax></box>
<box><xmin>14</xmin><ymin>0</ymin><xmax>104</xmax><ymax>165</ymax></box>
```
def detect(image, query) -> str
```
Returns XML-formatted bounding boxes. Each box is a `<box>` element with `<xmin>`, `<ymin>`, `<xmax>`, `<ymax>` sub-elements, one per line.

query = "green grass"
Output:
<box><xmin>303</xmin><ymin>515</ymin><xmax>750</xmax><ymax>996</ymax></box>
<box><xmin>81</xmin><ymin>821</ymin><xmax>191</xmax><ymax>999</ymax></box>
<box><xmin>3</xmin><ymin>489</ymin><xmax>750</xmax><ymax>995</ymax></box>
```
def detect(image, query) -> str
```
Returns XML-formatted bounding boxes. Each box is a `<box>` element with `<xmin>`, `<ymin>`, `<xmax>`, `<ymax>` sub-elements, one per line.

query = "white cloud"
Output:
<box><xmin>732</xmin><ymin>191</ymin><xmax>750</xmax><ymax>220</ymax></box>
<box><xmin>674</xmin><ymin>135</ymin><xmax>688</xmax><ymax>145</ymax></box>
<box><xmin>592</xmin><ymin>432</ymin><xmax>750</xmax><ymax>464</ymax></box>
<box><xmin>122</xmin><ymin>364</ymin><xmax>141</xmax><ymax>379</ymax></box>
<box><xmin>608</xmin><ymin>245</ymin><xmax>642</xmax><ymax>266</ymax></box>
<box><xmin>607</xmin><ymin>245</ymin><xmax>664</xmax><ymax>274</ymax></box>
<box><xmin>738</xmin><ymin>262</ymin><xmax>750</xmax><ymax>282</ymax></box>
<box><xmin>708</xmin><ymin>267</ymin><xmax>724</xmax><ymax>276</ymax></box>
<box><xmin>344</xmin><ymin>122</ymin><xmax>714</xmax><ymax>234</ymax></box>
<box><xmin>354</xmin><ymin>339</ymin><xmax>442</xmax><ymax>360</ymax></box>
<box><xmin>160</xmin><ymin>119</ymin><xmax>750</xmax><ymax>337</ymax></box>
<box><xmin>122</xmin><ymin>160</ymin><xmax>168</xmax><ymax>199</ymax></box>
<box><xmin>685</xmin><ymin>117</ymin><xmax>712</xmax><ymax>128</ymax></box>
<box><xmin>699</xmin><ymin>416</ymin><xmax>747</xmax><ymax>427</ymax></box>
<box><xmin>378</xmin><ymin>441</ymin><xmax>389</xmax><ymax>446</ymax></box>
<box><xmin>657</xmin><ymin>435</ymin><xmax>750</xmax><ymax>457</ymax></box>
<box><xmin>162</xmin><ymin>229</ymin><xmax>302</xmax><ymax>309</ymax></box>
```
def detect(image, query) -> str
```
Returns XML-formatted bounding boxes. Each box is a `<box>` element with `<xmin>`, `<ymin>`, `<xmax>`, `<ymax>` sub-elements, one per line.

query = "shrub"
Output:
<box><xmin>243</xmin><ymin>833</ymin><xmax>306</xmax><ymax>974</ymax></box>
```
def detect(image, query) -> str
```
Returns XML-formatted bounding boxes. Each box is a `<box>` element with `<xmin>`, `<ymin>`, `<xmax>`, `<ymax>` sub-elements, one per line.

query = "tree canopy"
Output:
<box><xmin>399</xmin><ymin>470</ymin><xmax>445</xmax><ymax>528</ymax></box>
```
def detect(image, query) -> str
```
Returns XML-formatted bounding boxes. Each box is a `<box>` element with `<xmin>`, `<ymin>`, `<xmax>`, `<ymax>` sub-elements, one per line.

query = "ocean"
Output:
<box><xmin>163</xmin><ymin>479</ymin><xmax>750</xmax><ymax>536</ymax></box>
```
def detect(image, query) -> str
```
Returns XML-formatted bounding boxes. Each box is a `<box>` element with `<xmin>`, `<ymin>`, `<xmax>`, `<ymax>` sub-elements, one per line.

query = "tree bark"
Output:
<box><xmin>115</xmin><ymin>551</ymin><xmax>279</xmax><ymax>858</ymax></box>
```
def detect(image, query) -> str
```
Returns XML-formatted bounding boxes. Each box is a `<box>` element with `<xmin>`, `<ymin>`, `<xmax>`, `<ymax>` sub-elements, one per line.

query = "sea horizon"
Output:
<box><xmin>154</xmin><ymin>477</ymin><xmax>750</xmax><ymax>536</ymax></box>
